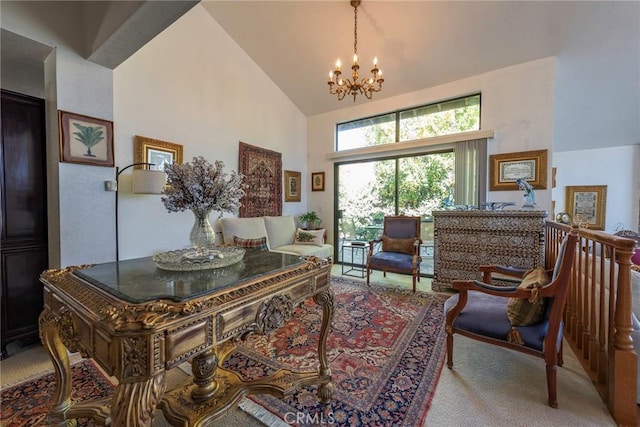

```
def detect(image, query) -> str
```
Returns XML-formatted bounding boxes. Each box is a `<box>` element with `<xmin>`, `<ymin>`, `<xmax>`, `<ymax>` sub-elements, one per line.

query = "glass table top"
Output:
<box><xmin>74</xmin><ymin>249</ymin><xmax>304</xmax><ymax>304</ymax></box>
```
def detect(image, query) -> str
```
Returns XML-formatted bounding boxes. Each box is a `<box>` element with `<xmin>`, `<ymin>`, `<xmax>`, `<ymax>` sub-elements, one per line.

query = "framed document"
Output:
<box><xmin>566</xmin><ymin>185</ymin><xmax>607</xmax><ymax>230</ymax></box>
<box><xmin>489</xmin><ymin>149</ymin><xmax>548</xmax><ymax>191</ymax></box>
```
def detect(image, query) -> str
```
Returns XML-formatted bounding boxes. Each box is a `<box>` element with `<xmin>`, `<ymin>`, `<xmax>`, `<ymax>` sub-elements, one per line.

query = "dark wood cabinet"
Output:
<box><xmin>1</xmin><ymin>89</ymin><xmax>48</xmax><ymax>358</ymax></box>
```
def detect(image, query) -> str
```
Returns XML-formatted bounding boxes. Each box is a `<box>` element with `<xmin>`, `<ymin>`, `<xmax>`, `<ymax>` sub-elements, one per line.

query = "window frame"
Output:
<box><xmin>335</xmin><ymin>93</ymin><xmax>481</xmax><ymax>152</ymax></box>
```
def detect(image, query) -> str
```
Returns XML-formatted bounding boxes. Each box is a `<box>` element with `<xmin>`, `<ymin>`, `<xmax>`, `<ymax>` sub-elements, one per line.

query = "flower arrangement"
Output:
<box><xmin>161</xmin><ymin>156</ymin><xmax>245</xmax><ymax>217</ymax></box>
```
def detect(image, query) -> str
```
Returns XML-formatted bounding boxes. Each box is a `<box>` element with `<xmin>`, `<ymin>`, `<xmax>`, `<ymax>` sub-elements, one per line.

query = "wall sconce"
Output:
<box><xmin>105</xmin><ymin>163</ymin><xmax>166</xmax><ymax>262</ymax></box>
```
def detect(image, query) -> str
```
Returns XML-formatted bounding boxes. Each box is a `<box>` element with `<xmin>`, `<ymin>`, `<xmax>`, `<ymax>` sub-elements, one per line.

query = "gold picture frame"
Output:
<box><xmin>489</xmin><ymin>149</ymin><xmax>548</xmax><ymax>191</ymax></box>
<box><xmin>566</xmin><ymin>185</ymin><xmax>607</xmax><ymax>230</ymax></box>
<box><xmin>284</xmin><ymin>170</ymin><xmax>301</xmax><ymax>202</ymax></box>
<box><xmin>58</xmin><ymin>110</ymin><xmax>114</xmax><ymax>167</ymax></box>
<box><xmin>311</xmin><ymin>172</ymin><xmax>325</xmax><ymax>192</ymax></box>
<box><xmin>134</xmin><ymin>135</ymin><xmax>183</xmax><ymax>171</ymax></box>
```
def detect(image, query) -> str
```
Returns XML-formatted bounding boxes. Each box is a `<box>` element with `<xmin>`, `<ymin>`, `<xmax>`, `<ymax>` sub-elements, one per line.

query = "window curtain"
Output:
<box><xmin>454</xmin><ymin>138</ymin><xmax>487</xmax><ymax>207</ymax></box>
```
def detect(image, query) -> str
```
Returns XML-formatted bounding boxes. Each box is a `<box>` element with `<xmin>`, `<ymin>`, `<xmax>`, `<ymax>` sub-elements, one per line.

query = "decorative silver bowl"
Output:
<box><xmin>152</xmin><ymin>247</ymin><xmax>246</xmax><ymax>271</ymax></box>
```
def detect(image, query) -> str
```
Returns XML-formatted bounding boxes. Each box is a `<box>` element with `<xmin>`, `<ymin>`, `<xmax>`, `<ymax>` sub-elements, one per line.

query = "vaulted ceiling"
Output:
<box><xmin>2</xmin><ymin>1</ymin><xmax>633</xmax><ymax>118</ymax></box>
<box><xmin>201</xmin><ymin>1</ymin><xmax>571</xmax><ymax>116</ymax></box>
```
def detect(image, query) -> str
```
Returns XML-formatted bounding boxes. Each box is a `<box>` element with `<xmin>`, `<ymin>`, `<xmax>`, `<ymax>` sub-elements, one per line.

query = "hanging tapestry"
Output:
<box><xmin>238</xmin><ymin>141</ymin><xmax>282</xmax><ymax>217</ymax></box>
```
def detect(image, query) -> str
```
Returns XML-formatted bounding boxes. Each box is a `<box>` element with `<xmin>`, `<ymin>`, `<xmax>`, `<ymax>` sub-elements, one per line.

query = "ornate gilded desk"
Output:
<box><xmin>39</xmin><ymin>250</ymin><xmax>333</xmax><ymax>426</ymax></box>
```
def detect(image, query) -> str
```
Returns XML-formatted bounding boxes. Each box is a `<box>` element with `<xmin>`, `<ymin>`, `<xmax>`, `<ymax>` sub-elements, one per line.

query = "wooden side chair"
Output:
<box><xmin>366</xmin><ymin>215</ymin><xmax>422</xmax><ymax>292</ymax></box>
<box><xmin>444</xmin><ymin>226</ymin><xmax>579</xmax><ymax>408</ymax></box>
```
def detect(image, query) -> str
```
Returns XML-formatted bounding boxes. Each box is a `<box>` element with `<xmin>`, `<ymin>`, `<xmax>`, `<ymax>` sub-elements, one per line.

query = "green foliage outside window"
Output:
<box><xmin>337</xmin><ymin>94</ymin><xmax>479</xmax><ymax>240</ymax></box>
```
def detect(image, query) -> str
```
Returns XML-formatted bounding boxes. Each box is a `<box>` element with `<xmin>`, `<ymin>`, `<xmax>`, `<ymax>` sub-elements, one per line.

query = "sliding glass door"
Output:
<box><xmin>336</xmin><ymin>151</ymin><xmax>454</xmax><ymax>276</ymax></box>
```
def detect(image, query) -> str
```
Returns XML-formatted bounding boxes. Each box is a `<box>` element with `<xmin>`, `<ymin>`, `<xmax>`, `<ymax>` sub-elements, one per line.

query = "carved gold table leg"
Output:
<box><xmin>111</xmin><ymin>372</ymin><xmax>166</xmax><ymax>427</ymax></box>
<box><xmin>191</xmin><ymin>347</ymin><xmax>219</xmax><ymax>401</ymax></box>
<box><xmin>39</xmin><ymin>309</ymin><xmax>77</xmax><ymax>427</ymax></box>
<box><xmin>314</xmin><ymin>288</ymin><xmax>335</xmax><ymax>402</ymax></box>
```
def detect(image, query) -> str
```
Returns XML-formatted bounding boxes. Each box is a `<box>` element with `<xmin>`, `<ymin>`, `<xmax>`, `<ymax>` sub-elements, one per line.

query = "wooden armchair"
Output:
<box><xmin>444</xmin><ymin>226</ymin><xmax>579</xmax><ymax>408</ymax></box>
<box><xmin>366</xmin><ymin>215</ymin><xmax>422</xmax><ymax>292</ymax></box>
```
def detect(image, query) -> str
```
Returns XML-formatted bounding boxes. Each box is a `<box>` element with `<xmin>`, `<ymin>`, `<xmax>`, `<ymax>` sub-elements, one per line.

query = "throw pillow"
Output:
<box><xmin>506</xmin><ymin>267</ymin><xmax>551</xmax><ymax>326</ymax></box>
<box><xmin>381</xmin><ymin>235</ymin><xmax>415</xmax><ymax>255</ymax></box>
<box><xmin>233</xmin><ymin>235</ymin><xmax>268</xmax><ymax>251</ymax></box>
<box><xmin>294</xmin><ymin>228</ymin><xmax>325</xmax><ymax>247</ymax></box>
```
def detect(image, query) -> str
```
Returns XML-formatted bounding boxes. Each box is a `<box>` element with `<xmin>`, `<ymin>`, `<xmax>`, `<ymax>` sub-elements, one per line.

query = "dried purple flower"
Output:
<box><xmin>161</xmin><ymin>156</ymin><xmax>245</xmax><ymax>217</ymax></box>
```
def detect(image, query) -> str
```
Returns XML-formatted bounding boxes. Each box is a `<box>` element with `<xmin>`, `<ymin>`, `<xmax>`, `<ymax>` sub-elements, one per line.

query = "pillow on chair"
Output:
<box><xmin>381</xmin><ymin>235</ymin><xmax>415</xmax><ymax>254</ymax></box>
<box><xmin>506</xmin><ymin>268</ymin><xmax>551</xmax><ymax>326</ymax></box>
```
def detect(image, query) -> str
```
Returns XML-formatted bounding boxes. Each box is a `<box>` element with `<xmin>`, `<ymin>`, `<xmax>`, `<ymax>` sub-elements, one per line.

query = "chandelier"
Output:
<box><xmin>328</xmin><ymin>0</ymin><xmax>383</xmax><ymax>101</ymax></box>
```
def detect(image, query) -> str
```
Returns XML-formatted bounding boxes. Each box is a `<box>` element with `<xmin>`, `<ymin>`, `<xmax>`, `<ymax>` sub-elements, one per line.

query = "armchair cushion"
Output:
<box><xmin>381</xmin><ymin>235</ymin><xmax>415</xmax><ymax>254</ymax></box>
<box><xmin>506</xmin><ymin>268</ymin><xmax>551</xmax><ymax>326</ymax></box>
<box><xmin>368</xmin><ymin>251</ymin><xmax>415</xmax><ymax>271</ymax></box>
<box><xmin>444</xmin><ymin>291</ymin><xmax>553</xmax><ymax>352</ymax></box>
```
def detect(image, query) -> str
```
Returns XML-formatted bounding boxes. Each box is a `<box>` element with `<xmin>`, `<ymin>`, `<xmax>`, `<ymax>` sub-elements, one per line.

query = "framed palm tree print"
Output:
<box><xmin>58</xmin><ymin>110</ymin><xmax>114</xmax><ymax>167</ymax></box>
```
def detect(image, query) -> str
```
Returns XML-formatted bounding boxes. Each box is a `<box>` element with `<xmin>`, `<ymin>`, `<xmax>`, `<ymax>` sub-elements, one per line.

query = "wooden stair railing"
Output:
<box><xmin>545</xmin><ymin>221</ymin><xmax>637</xmax><ymax>426</ymax></box>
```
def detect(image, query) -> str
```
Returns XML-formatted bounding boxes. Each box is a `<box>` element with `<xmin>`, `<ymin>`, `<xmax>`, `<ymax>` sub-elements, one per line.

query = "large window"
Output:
<box><xmin>334</xmin><ymin>94</ymin><xmax>482</xmax><ymax>276</ymax></box>
<box><xmin>336</xmin><ymin>94</ymin><xmax>480</xmax><ymax>151</ymax></box>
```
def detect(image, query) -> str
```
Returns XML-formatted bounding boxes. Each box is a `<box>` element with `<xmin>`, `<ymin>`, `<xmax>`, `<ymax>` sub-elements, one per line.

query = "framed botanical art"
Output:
<box><xmin>134</xmin><ymin>135</ymin><xmax>183</xmax><ymax>171</ymax></box>
<box><xmin>489</xmin><ymin>149</ymin><xmax>548</xmax><ymax>191</ymax></box>
<box><xmin>311</xmin><ymin>172</ymin><xmax>325</xmax><ymax>191</ymax></box>
<box><xmin>58</xmin><ymin>110</ymin><xmax>114</xmax><ymax>167</ymax></box>
<box><xmin>284</xmin><ymin>170</ymin><xmax>301</xmax><ymax>202</ymax></box>
<box><xmin>566</xmin><ymin>185</ymin><xmax>607</xmax><ymax>230</ymax></box>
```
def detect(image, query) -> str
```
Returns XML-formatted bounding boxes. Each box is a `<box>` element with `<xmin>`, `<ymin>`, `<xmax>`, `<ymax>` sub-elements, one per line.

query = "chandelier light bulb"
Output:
<box><xmin>336</xmin><ymin>59</ymin><xmax>342</xmax><ymax>70</ymax></box>
<box><xmin>373</xmin><ymin>56</ymin><xmax>378</xmax><ymax>66</ymax></box>
<box><xmin>353</xmin><ymin>53</ymin><xmax>358</xmax><ymax>64</ymax></box>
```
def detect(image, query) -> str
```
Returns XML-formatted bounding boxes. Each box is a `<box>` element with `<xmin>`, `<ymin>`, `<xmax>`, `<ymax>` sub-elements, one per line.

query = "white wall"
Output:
<box><xmin>553</xmin><ymin>145</ymin><xmax>640</xmax><ymax>232</ymax></box>
<box><xmin>113</xmin><ymin>5</ymin><xmax>307</xmax><ymax>260</ymax></box>
<box><xmin>308</xmin><ymin>58</ymin><xmax>556</xmax><ymax>238</ymax></box>
<box><xmin>552</xmin><ymin>1</ymin><xmax>640</xmax><ymax>153</ymax></box>
<box><xmin>51</xmin><ymin>48</ymin><xmax>115</xmax><ymax>267</ymax></box>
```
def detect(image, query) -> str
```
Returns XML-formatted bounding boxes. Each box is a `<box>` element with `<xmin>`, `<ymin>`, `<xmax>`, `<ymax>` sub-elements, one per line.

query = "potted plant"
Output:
<box><xmin>299</xmin><ymin>211</ymin><xmax>322</xmax><ymax>230</ymax></box>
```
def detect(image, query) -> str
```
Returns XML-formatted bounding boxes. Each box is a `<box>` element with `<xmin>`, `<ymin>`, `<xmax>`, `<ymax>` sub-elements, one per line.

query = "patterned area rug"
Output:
<box><xmin>225</xmin><ymin>276</ymin><xmax>448</xmax><ymax>426</ymax></box>
<box><xmin>1</xmin><ymin>359</ymin><xmax>115</xmax><ymax>426</ymax></box>
<box><xmin>238</xmin><ymin>141</ymin><xmax>282</xmax><ymax>217</ymax></box>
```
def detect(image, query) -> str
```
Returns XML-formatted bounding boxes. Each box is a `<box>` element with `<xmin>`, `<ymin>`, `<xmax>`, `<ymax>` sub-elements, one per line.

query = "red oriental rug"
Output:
<box><xmin>1</xmin><ymin>359</ymin><xmax>115</xmax><ymax>426</ymax></box>
<box><xmin>238</xmin><ymin>141</ymin><xmax>282</xmax><ymax>217</ymax></box>
<box><xmin>225</xmin><ymin>276</ymin><xmax>448</xmax><ymax>426</ymax></box>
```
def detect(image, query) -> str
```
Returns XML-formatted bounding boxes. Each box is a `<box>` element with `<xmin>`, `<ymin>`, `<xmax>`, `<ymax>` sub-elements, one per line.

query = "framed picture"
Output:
<box><xmin>284</xmin><ymin>170</ymin><xmax>301</xmax><ymax>202</ymax></box>
<box><xmin>58</xmin><ymin>110</ymin><xmax>114</xmax><ymax>167</ymax></box>
<box><xmin>489</xmin><ymin>149</ymin><xmax>548</xmax><ymax>191</ymax></box>
<box><xmin>311</xmin><ymin>172</ymin><xmax>325</xmax><ymax>191</ymax></box>
<box><xmin>134</xmin><ymin>135</ymin><xmax>183</xmax><ymax>171</ymax></box>
<box><xmin>566</xmin><ymin>185</ymin><xmax>607</xmax><ymax>230</ymax></box>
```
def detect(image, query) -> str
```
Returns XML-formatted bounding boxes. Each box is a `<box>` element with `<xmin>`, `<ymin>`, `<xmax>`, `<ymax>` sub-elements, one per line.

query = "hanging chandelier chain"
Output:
<box><xmin>353</xmin><ymin>2</ymin><xmax>358</xmax><ymax>56</ymax></box>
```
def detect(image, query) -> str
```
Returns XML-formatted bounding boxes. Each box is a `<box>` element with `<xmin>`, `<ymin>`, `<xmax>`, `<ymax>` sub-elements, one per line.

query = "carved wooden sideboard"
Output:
<box><xmin>432</xmin><ymin>210</ymin><xmax>548</xmax><ymax>291</ymax></box>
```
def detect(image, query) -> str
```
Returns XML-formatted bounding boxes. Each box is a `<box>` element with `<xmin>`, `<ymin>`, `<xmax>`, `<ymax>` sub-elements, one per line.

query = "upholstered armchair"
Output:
<box><xmin>444</xmin><ymin>227</ymin><xmax>579</xmax><ymax>408</ymax></box>
<box><xmin>366</xmin><ymin>215</ymin><xmax>422</xmax><ymax>292</ymax></box>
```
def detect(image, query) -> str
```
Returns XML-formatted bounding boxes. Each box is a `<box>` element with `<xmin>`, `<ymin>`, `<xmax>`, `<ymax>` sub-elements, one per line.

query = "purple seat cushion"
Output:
<box><xmin>444</xmin><ymin>291</ymin><xmax>561</xmax><ymax>352</ymax></box>
<box><xmin>369</xmin><ymin>251</ymin><xmax>415</xmax><ymax>271</ymax></box>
